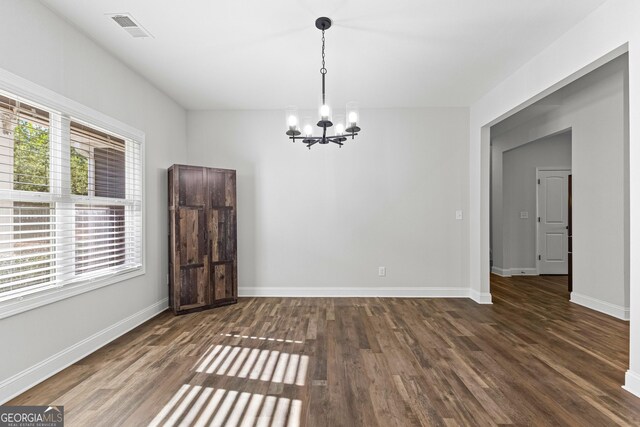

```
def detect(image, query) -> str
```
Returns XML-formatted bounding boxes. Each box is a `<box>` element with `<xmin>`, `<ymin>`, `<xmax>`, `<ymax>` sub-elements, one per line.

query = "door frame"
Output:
<box><xmin>535</xmin><ymin>167</ymin><xmax>571</xmax><ymax>275</ymax></box>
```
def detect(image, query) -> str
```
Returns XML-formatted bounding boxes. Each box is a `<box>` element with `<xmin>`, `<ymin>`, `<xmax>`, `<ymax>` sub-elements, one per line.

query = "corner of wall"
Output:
<box><xmin>470</xmin><ymin>289</ymin><xmax>492</xmax><ymax>304</ymax></box>
<box><xmin>623</xmin><ymin>370</ymin><xmax>640</xmax><ymax>398</ymax></box>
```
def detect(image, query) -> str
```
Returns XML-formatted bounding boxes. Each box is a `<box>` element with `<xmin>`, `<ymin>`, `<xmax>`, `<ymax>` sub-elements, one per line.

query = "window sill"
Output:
<box><xmin>0</xmin><ymin>266</ymin><xmax>145</xmax><ymax>320</ymax></box>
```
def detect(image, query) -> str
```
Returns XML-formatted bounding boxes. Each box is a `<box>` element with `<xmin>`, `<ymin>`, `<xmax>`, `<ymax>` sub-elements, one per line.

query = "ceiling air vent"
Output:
<box><xmin>107</xmin><ymin>13</ymin><xmax>152</xmax><ymax>38</ymax></box>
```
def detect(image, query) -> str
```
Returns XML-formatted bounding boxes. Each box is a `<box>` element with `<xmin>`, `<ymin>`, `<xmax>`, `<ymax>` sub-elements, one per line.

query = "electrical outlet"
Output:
<box><xmin>378</xmin><ymin>266</ymin><xmax>386</xmax><ymax>277</ymax></box>
<box><xmin>455</xmin><ymin>210</ymin><xmax>463</xmax><ymax>220</ymax></box>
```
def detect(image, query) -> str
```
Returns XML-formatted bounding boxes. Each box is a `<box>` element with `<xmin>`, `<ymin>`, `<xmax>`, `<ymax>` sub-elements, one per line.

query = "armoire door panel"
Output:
<box><xmin>225</xmin><ymin>172</ymin><xmax>236</xmax><ymax>208</ymax></box>
<box><xmin>177</xmin><ymin>208</ymin><xmax>207</xmax><ymax>265</ymax></box>
<box><xmin>224</xmin><ymin>209</ymin><xmax>235</xmax><ymax>260</ymax></box>
<box><xmin>210</xmin><ymin>208</ymin><xmax>235</xmax><ymax>262</ymax></box>
<box><xmin>210</xmin><ymin>209</ymin><xmax>219</xmax><ymax>262</ymax></box>
<box><xmin>209</xmin><ymin>171</ymin><xmax>226</xmax><ymax>207</ymax></box>
<box><xmin>211</xmin><ymin>262</ymin><xmax>234</xmax><ymax>301</ymax></box>
<box><xmin>179</xmin><ymin>167</ymin><xmax>206</xmax><ymax>207</ymax></box>
<box><xmin>180</xmin><ymin>265</ymin><xmax>207</xmax><ymax>309</ymax></box>
<box><xmin>217</xmin><ymin>209</ymin><xmax>229</xmax><ymax>261</ymax></box>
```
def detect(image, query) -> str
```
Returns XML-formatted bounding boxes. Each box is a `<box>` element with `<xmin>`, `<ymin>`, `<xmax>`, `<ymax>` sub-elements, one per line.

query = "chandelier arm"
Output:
<box><xmin>290</xmin><ymin>136</ymin><xmax>321</xmax><ymax>141</ymax></box>
<box><xmin>289</xmin><ymin>132</ymin><xmax>358</xmax><ymax>141</ymax></box>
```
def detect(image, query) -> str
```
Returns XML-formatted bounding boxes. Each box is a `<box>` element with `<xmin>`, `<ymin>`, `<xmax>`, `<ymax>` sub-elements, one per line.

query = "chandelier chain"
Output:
<box><xmin>321</xmin><ymin>29</ymin><xmax>327</xmax><ymax>75</ymax></box>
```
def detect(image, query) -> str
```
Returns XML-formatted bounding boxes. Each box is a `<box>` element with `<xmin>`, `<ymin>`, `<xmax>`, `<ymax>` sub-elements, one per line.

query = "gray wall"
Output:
<box><xmin>490</xmin><ymin>54</ymin><xmax>628</xmax><ymax>312</ymax></box>
<box><xmin>0</xmin><ymin>0</ymin><xmax>187</xmax><ymax>392</ymax></box>
<box><xmin>497</xmin><ymin>133</ymin><xmax>572</xmax><ymax>272</ymax></box>
<box><xmin>187</xmin><ymin>108</ymin><xmax>470</xmax><ymax>293</ymax></box>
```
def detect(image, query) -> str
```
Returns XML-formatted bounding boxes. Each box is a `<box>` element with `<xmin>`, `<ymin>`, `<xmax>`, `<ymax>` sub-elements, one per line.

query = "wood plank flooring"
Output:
<box><xmin>9</xmin><ymin>275</ymin><xmax>640</xmax><ymax>426</ymax></box>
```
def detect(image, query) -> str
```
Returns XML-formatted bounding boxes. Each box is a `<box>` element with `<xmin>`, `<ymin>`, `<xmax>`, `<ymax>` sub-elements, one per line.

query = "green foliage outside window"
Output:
<box><xmin>13</xmin><ymin>120</ymin><xmax>49</xmax><ymax>192</ymax></box>
<box><xmin>13</xmin><ymin>120</ymin><xmax>89</xmax><ymax>194</ymax></box>
<box><xmin>71</xmin><ymin>148</ymin><xmax>88</xmax><ymax>195</ymax></box>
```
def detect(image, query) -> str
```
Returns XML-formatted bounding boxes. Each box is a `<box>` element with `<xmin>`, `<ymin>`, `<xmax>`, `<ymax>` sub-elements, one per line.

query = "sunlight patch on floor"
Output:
<box><xmin>219</xmin><ymin>333</ymin><xmax>304</xmax><ymax>344</ymax></box>
<box><xmin>195</xmin><ymin>345</ymin><xmax>308</xmax><ymax>386</ymax></box>
<box><xmin>148</xmin><ymin>385</ymin><xmax>302</xmax><ymax>427</ymax></box>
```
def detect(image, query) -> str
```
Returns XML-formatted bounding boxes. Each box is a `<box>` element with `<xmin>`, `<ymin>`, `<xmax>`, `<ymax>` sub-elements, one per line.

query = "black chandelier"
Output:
<box><xmin>285</xmin><ymin>17</ymin><xmax>361</xmax><ymax>149</ymax></box>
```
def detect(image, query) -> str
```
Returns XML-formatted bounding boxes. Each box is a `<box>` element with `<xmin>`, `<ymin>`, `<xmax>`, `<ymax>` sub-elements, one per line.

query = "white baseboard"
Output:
<box><xmin>0</xmin><ymin>298</ymin><xmax>168</xmax><ymax>404</ymax></box>
<box><xmin>491</xmin><ymin>267</ymin><xmax>538</xmax><ymax>277</ymax></box>
<box><xmin>510</xmin><ymin>268</ymin><xmax>538</xmax><ymax>276</ymax></box>
<box><xmin>570</xmin><ymin>292</ymin><xmax>629</xmax><ymax>320</ymax></box>
<box><xmin>491</xmin><ymin>266</ymin><xmax>510</xmax><ymax>276</ymax></box>
<box><xmin>469</xmin><ymin>289</ymin><xmax>493</xmax><ymax>304</ymax></box>
<box><xmin>623</xmin><ymin>370</ymin><xmax>640</xmax><ymax>398</ymax></box>
<box><xmin>239</xmin><ymin>287</ymin><xmax>471</xmax><ymax>298</ymax></box>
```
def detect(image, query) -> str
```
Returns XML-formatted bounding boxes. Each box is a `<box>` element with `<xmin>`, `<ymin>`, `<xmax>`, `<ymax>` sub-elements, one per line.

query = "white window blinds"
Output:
<box><xmin>0</xmin><ymin>91</ymin><xmax>143</xmax><ymax>302</ymax></box>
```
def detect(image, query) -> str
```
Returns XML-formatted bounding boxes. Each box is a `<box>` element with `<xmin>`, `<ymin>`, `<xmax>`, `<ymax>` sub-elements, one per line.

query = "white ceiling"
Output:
<box><xmin>39</xmin><ymin>0</ymin><xmax>608</xmax><ymax>110</ymax></box>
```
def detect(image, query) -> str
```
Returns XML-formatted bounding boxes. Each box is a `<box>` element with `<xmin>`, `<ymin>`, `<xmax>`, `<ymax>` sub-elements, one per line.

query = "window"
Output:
<box><xmin>0</xmin><ymin>90</ymin><xmax>143</xmax><ymax>306</ymax></box>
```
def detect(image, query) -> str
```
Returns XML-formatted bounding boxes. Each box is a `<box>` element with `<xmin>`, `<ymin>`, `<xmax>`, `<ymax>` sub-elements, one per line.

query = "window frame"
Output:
<box><xmin>0</xmin><ymin>67</ymin><xmax>146</xmax><ymax>320</ymax></box>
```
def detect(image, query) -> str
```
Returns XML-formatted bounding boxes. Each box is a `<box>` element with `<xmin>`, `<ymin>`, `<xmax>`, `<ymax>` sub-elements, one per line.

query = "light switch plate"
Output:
<box><xmin>455</xmin><ymin>210</ymin><xmax>463</xmax><ymax>220</ymax></box>
<box><xmin>520</xmin><ymin>211</ymin><xmax>529</xmax><ymax>219</ymax></box>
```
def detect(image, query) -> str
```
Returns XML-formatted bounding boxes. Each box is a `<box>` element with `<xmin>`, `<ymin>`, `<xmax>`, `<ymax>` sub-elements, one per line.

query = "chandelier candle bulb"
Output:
<box><xmin>285</xmin><ymin>106</ymin><xmax>301</xmax><ymax>136</ymax></box>
<box><xmin>333</xmin><ymin>114</ymin><xmax>346</xmax><ymax>137</ymax></box>
<box><xmin>345</xmin><ymin>102</ymin><xmax>361</xmax><ymax>135</ymax></box>
<box><xmin>317</xmin><ymin>95</ymin><xmax>333</xmax><ymax>125</ymax></box>
<box><xmin>288</xmin><ymin>115</ymin><xmax>297</xmax><ymax>130</ymax></box>
<box><xmin>284</xmin><ymin>17</ymin><xmax>361</xmax><ymax>149</ymax></box>
<box><xmin>320</xmin><ymin>104</ymin><xmax>331</xmax><ymax>120</ymax></box>
<box><xmin>303</xmin><ymin>124</ymin><xmax>313</xmax><ymax>137</ymax></box>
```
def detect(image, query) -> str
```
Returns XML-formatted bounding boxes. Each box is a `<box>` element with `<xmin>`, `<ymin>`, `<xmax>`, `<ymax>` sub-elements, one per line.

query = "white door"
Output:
<box><xmin>537</xmin><ymin>170</ymin><xmax>570</xmax><ymax>274</ymax></box>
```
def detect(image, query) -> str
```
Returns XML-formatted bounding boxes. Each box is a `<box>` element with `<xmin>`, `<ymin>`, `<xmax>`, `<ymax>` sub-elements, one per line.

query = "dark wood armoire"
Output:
<box><xmin>168</xmin><ymin>165</ymin><xmax>237</xmax><ymax>314</ymax></box>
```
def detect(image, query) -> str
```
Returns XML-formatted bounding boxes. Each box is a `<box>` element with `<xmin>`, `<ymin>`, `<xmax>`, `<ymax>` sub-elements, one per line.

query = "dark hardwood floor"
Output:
<box><xmin>9</xmin><ymin>275</ymin><xmax>640</xmax><ymax>426</ymax></box>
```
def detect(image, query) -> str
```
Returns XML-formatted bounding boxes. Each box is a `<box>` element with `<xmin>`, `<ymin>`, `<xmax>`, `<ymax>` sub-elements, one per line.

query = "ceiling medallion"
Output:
<box><xmin>285</xmin><ymin>17</ymin><xmax>361</xmax><ymax>149</ymax></box>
